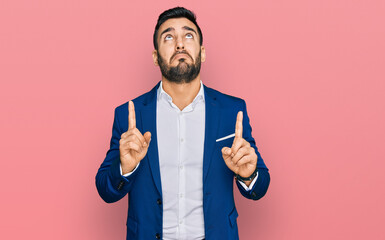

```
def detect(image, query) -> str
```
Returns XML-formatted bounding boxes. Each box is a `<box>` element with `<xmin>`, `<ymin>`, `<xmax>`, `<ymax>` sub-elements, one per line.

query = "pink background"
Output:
<box><xmin>1</xmin><ymin>0</ymin><xmax>384</xmax><ymax>239</ymax></box>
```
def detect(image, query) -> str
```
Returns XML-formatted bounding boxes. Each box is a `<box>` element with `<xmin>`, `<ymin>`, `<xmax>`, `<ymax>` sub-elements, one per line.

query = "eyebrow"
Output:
<box><xmin>160</xmin><ymin>26</ymin><xmax>198</xmax><ymax>38</ymax></box>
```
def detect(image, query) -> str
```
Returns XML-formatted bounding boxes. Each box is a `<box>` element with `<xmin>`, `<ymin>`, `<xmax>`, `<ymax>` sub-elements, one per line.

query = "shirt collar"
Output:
<box><xmin>157</xmin><ymin>80</ymin><xmax>205</xmax><ymax>106</ymax></box>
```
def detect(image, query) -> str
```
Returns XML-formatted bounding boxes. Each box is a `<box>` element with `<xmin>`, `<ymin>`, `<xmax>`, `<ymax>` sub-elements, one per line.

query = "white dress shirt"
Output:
<box><xmin>120</xmin><ymin>80</ymin><xmax>258</xmax><ymax>239</ymax></box>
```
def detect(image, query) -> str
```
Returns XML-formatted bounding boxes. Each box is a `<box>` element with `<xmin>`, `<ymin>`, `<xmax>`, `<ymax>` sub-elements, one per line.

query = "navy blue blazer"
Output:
<box><xmin>96</xmin><ymin>81</ymin><xmax>270</xmax><ymax>240</ymax></box>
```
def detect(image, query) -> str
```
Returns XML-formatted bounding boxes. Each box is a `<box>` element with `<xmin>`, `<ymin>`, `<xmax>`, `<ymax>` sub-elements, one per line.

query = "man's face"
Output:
<box><xmin>153</xmin><ymin>17</ymin><xmax>206</xmax><ymax>84</ymax></box>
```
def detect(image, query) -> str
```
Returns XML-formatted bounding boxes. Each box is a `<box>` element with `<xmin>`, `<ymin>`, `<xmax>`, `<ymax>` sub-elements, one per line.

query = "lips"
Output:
<box><xmin>172</xmin><ymin>52</ymin><xmax>191</xmax><ymax>61</ymax></box>
<box><xmin>174</xmin><ymin>53</ymin><xmax>188</xmax><ymax>59</ymax></box>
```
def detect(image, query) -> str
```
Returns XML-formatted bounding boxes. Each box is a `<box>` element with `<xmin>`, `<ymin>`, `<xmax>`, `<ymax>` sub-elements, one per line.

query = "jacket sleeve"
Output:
<box><xmin>95</xmin><ymin>106</ymin><xmax>140</xmax><ymax>203</ymax></box>
<box><xmin>236</xmin><ymin>100</ymin><xmax>270</xmax><ymax>200</ymax></box>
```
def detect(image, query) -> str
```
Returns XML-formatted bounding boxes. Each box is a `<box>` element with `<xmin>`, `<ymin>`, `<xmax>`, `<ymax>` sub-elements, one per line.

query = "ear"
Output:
<box><xmin>200</xmin><ymin>46</ymin><xmax>206</xmax><ymax>63</ymax></box>
<box><xmin>152</xmin><ymin>49</ymin><xmax>159</xmax><ymax>66</ymax></box>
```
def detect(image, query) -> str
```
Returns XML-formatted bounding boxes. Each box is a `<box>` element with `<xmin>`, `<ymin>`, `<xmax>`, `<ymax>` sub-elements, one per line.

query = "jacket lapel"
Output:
<box><xmin>138</xmin><ymin>82</ymin><xmax>220</xmax><ymax>195</ymax></box>
<box><xmin>202</xmin><ymin>85</ymin><xmax>220</xmax><ymax>183</ymax></box>
<box><xmin>140</xmin><ymin>82</ymin><xmax>162</xmax><ymax>196</ymax></box>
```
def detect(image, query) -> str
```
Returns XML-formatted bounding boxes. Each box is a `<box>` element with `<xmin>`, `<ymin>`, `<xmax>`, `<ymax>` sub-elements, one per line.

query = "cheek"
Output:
<box><xmin>158</xmin><ymin>50</ymin><xmax>172</xmax><ymax>63</ymax></box>
<box><xmin>187</xmin><ymin>44</ymin><xmax>200</xmax><ymax>56</ymax></box>
<box><xmin>158</xmin><ymin>43</ymin><xmax>174</xmax><ymax>55</ymax></box>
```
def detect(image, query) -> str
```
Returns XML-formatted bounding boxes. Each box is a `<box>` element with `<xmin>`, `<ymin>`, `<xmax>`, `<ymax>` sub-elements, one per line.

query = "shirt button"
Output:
<box><xmin>180</xmin><ymin>138</ymin><xmax>184</xmax><ymax>142</ymax></box>
<box><xmin>179</xmin><ymin>220</ymin><xmax>183</xmax><ymax>225</ymax></box>
<box><xmin>179</xmin><ymin>165</ymin><xmax>183</xmax><ymax>170</ymax></box>
<box><xmin>157</xmin><ymin>199</ymin><xmax>162</xmax><ymax>205</ymax></box>
<box><xmin>180</xmin><ymin>193</ymin><xmax>183</xmax><ymax>198</ymax></box>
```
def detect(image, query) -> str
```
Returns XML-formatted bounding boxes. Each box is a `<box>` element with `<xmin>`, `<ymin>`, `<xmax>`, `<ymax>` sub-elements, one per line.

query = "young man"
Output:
<box><xmin>96</xmin><ymin>7</ymin><xmax>270</xmax><ymax>240</ymax></box>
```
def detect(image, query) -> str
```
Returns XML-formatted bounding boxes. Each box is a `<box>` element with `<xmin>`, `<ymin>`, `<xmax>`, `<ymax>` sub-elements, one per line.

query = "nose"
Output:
<box><xmin>175</xmin><ymin>36</ymin><xmax>184</xmax><ymax>51</ymax></box>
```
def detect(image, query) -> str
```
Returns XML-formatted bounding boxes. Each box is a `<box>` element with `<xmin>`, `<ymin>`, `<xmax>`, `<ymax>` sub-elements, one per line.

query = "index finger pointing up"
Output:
<box><xmin>235</xmin><ymin>111</ymin><xmax>243</xmax><ymax>138</ymax></box>
<box><xmin>128</xmin><ymin>100</ymin><xmax>136</xmax><ymax>129</ymax></box>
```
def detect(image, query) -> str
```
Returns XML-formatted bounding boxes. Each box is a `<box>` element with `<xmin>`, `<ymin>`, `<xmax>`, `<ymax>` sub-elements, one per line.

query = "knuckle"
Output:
<box><xmin>241</xmin><ymin>147</ymin><xmax>248</xmax><ymax>154</ymax></box>
<box><xmin>134</xmin><ymin>128</ymin><xmax>142</xmax><ymax>134</ymax></box>
<box><xmin>127</xmin><ymin>134</ymin><xmax>134</xmax><ymax>141</ymax></box>
<box><xmin>133</xmin><ymin>129</ymin><xmax>143</xmax><ymax>139</ymax></box>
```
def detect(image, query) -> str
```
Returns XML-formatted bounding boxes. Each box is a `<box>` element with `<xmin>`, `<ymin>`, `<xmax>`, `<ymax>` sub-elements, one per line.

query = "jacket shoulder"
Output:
<box><xmin>204</xmin><ymin>85</ymin><xmax>245</xmax><ymax>107</ymax></box>
<box><xmin>114</xmin><ymin>83</ymin><xmax>159</xmax><ymax>113</ymax></box>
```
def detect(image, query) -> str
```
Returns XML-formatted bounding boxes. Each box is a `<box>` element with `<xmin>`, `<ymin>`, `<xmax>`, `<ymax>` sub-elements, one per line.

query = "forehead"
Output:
<box><xmin>158</xmin><ymin>17</ymin><xmax>198</xmax><ymax>34</ymax></box>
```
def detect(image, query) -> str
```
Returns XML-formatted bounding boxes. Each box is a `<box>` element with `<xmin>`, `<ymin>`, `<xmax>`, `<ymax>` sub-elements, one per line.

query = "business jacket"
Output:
<box><xmin>96</xmin><ymin>81</ymin><xmax>270</xmax><ymax>240</ymax></box>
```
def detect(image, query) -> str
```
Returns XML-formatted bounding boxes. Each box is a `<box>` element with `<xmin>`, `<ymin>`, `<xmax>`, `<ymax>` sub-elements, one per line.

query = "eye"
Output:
<box><xmin>165</xmin><ymin>35</ymin><xmax>173</xmax><ymax>40</ymax></box>
<box><xmin>186</xmin><ymin>33</ymin><xmax>193</xmax><ymax>39</ymax></box>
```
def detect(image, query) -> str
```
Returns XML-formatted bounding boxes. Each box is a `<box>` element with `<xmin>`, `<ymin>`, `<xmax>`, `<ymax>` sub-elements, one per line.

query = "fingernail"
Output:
<box><xmin>143</xmin><ymin>142</ymin><xmax>147</xmax><ymax>147</ymax></box>
<box><xmin>226</xmin><ymin>149</ymin><xmax>231</xmax><ymax>155</ymax></box>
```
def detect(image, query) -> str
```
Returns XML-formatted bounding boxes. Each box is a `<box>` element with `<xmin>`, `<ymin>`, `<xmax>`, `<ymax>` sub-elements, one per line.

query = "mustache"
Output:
<box><xmin>171</xmin><ymin>51</ymin><xmax>193</xmax><ymax>62</ymax></box>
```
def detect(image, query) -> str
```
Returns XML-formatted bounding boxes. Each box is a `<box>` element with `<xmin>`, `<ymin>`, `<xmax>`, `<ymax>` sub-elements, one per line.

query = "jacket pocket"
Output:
<box><xmin>216</xmin><ymin>133</ymin><xmax>235</xmax><ymax>142</ymax></box>
<box><xmin>215</xmin><ymin>135</ymin><xmax>235</xmax><ymax>149</ymax></box>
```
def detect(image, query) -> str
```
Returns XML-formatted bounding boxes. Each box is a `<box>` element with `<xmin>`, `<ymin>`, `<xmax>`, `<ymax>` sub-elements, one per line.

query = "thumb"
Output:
<box><xmin>143</xmin><ymin>131</ymin><xmax>152</xmax><ymax>146</ymax></box>
<box><xmin>221</xmin><ymin>147</ymin><xmax>231</xmax><ymax>156</ymax></box>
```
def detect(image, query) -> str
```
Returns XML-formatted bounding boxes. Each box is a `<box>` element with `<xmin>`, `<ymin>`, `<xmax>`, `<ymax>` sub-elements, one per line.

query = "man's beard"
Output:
<box><xmin>157</xmin><ymin>50</ymin><xmax>201</xmax><ymax>84</ymax></box>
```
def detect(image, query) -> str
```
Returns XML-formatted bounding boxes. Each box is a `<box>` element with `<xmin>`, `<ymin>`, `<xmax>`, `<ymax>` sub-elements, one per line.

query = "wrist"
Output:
<box><xmin>121</xmin><ymin>161</ymin><xmax>136</xmax><ymax>175</ymax></box>
<box><xmin>236</xmin><ymin>167</ymin><xmax>258</xmax><ymax>182</ymax></box>
<box><xmin>242</xmin><ymin>179</ymin><xmax>252</xmax><ymax>187</ymax></box>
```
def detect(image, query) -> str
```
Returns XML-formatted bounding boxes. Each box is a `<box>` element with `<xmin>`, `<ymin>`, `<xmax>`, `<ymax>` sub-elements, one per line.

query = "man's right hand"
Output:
<box><xmin>119</xmin><ymin>100</ymin><xmax>151</xmax><ymax>175</ymax></box>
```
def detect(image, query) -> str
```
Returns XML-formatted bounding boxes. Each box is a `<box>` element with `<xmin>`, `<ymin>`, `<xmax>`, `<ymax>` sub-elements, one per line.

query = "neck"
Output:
<box><xmin>161</xmin><ymin>75</ymin><xmax>201</xmax><ymax>111</ymax></box>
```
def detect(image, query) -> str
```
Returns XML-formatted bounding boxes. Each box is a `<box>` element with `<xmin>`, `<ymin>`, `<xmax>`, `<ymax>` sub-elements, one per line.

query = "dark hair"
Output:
<box><xmin>153</xmin><ymin>7</ymin><xmax>203</xmax><ymax>50</ymax></box>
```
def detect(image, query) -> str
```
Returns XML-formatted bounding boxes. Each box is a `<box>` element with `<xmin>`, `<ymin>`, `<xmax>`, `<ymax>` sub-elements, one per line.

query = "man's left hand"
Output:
<box><xmin>221</xmin><ymin>111</ymin><xmax>258</xmax><ymax>182</ymax></box>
